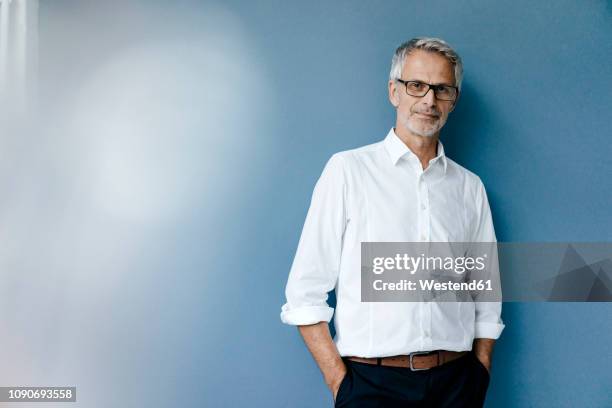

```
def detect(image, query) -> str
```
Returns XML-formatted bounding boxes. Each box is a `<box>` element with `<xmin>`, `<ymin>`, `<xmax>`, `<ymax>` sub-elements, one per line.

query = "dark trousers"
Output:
<box><xmin>334</xmin><ymin>351</ymin><xmax>490</xmax><ymax>408</ymax></box>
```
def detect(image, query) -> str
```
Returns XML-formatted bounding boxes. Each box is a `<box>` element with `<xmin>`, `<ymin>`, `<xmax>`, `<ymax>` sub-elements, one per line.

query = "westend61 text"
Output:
<box><xmin>373</xmin><ymin>279</ymin><xmax>493</xmax><ymax>292</ymax></box>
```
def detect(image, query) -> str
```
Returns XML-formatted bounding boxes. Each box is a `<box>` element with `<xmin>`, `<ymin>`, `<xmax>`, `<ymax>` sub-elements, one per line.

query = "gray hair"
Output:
<box><xmin>389</xmin><ymin>37</ymin><xmax>463</xmax><ymax>92</ymax></box>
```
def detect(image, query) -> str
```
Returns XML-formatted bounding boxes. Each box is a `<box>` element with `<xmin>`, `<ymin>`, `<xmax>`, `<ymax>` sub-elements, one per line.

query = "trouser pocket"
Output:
<box><xmin>334</xmin><ymin>361</ymin><xmax>353</xmax><ymax>407</ymax></box>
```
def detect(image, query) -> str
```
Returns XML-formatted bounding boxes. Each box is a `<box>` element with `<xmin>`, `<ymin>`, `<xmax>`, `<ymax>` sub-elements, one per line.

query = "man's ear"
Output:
<box><xmin>388</xmin><ymin>80</ymin><xmax>400</xmax><ymax>108</ymax></box>
<box><xmin>449</xmin><ymin>91</ymin><xmax>460</xmax><ymax>112</ymax></box>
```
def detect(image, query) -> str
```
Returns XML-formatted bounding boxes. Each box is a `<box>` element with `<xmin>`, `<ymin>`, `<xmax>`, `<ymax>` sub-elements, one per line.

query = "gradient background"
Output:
<box><xmin>1</xmin><ymin>0</ymin><xmax>611</xmax><ymax>407</ymax></box>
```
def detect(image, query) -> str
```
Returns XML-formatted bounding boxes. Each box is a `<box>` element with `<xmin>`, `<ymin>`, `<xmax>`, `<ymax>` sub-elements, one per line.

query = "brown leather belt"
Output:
<box><xmin>347</xmin><ymin>350</ymin><xmax>468</xmax><ymax>371</ymax></box>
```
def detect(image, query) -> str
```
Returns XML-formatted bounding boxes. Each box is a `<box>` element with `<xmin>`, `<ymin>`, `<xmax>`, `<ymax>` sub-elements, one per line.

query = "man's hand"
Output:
<box><xmin>473</xmin><ymin>338</ymin><xmax>495</xmax><ymax>374</ymax></box>
<box><xmin>330</xmin><ymin>366</ymin><xmax>347</xmax><ymax>402</ymax></box>
<box><xmin>298</xmin><ymin>322</ymin><xmax>347</xmax><ymax>401</ymax></box>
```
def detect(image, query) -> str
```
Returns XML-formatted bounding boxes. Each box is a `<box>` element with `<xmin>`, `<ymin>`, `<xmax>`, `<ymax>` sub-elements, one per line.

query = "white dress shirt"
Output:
<box><xmin>281</xmin><ymin>128</ymin><xmax>504</xmax><ymax>358</ymax></box>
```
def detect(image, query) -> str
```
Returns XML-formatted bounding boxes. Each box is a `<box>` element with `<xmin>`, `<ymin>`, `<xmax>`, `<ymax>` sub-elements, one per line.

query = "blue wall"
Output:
<box><xmin>242</xmin><ymin>1</ymin><xmax>612</xmax><ymax>407</ymax></box>
<box><xmin>31</xmin><ymin>1</ymin><xmax>611</xmax><ymax>407</ymax></box>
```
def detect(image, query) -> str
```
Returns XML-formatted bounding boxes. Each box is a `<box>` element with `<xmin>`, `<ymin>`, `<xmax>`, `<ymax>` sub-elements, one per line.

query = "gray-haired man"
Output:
<box><xmin>281</xmin><ymin>37</ymin><xmax>504</xmax><ymax>407</ymax></box>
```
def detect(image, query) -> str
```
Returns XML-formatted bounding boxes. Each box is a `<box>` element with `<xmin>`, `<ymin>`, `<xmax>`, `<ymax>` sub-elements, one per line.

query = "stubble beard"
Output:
<box><xmin>402</xmin><ymin>113</ymin><xmax>447</xmax><ymax>138</ymax></box>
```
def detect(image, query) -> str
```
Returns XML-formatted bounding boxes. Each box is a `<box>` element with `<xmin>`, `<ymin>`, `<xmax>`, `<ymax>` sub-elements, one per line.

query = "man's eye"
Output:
<box><xmin>436</xmin><ymin>86</ymin><xmax>450</xmax><ymax>94</ymax></box>
<box><xmin>408</xmin><ymin>82</ymin><xmax>424</xmax><ymax>91</ymax></box>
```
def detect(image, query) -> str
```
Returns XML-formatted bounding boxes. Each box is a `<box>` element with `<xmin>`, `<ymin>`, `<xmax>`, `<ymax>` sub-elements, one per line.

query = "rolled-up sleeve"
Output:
<box><xmin>280</xmin><ymin>153</ymin><xmax>347</xmax><ymax>326</ymax></box>
<box><xmin>471</xmin><ymin>179</ymin><xmax>505</xmax><ymax>339</ymax></box>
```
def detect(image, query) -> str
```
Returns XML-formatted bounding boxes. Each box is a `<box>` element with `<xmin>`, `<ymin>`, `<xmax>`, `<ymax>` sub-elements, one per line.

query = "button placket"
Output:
<box><xmin>423</xmin><ymin>301</ymin><xmax>432</xmax><ymax>345</ymax></box>
<box><xmin>418</xmin><ymin>175</ymin><xmax>430</xmax><ymax>242</ymax></box>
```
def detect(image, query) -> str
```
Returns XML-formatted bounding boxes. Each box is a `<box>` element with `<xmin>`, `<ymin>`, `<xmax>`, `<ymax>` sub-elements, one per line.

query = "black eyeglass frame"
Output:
<box><xmin>395</xmin><ymin>79</ymin><xmax>459</xmax><ymax>102</ymax></box>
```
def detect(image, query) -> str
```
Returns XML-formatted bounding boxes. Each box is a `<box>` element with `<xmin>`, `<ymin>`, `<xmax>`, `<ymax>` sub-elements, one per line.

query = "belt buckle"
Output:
<box><xmin>409</xmin><ymin>351</ymin><xmax>433</xmax><ymax>371</ymax></box>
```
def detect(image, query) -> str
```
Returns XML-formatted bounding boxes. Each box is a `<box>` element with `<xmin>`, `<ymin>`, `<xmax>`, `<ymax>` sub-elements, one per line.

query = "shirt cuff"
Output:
<box><xmin>280</xmin><ymin>304</ymin><xmax>334</xmax><ymax>326</ymax></box>
<box><xmin>474</xmin><ymin>322</ymin><xmax>505</xmax><ymax>339</ymax></box>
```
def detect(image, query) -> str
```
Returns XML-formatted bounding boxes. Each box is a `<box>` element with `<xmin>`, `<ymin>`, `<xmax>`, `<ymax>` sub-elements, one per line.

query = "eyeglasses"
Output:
<box><xmin>396</xmin><ymin>79</ymin><xmax>458</xmax><ymax>101</ymax></box>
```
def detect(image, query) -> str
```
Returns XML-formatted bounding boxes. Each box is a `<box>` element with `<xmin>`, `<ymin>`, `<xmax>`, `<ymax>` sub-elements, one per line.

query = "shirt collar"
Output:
<box><xmin>383</xmin><ymin>128</ymin><xmax>448</xmax><ymax>174</ymax></box>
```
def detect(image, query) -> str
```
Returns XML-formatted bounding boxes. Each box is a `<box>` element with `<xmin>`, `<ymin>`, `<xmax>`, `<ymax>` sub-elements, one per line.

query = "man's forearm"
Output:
<box><xmin>298</xmin><ymin>322</ymin><xmax>346</xmax><ymax>391</ymax></box>
<box><xmin>473</xmin><ymin>338</ymin><xmax>495</xmax><ymax>372</ymax></box>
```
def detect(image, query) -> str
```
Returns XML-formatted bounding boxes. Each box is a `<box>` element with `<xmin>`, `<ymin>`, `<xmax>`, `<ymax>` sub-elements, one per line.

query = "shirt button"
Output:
<box><xmin>421</xmin><ymin>234</ymin><xmax>426</xmax><ymax>241</ymax></box>
<box><xmin>421</xmin><ymin>203</ymin><xmax>427</xmax><ymax>210</ymax></box>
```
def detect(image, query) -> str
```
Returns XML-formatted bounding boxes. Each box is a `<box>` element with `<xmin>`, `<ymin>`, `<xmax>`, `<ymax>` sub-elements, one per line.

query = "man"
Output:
<box><xmin>280</xmin><ymin>37</ymin><xmax>504</xmax><ymax>407</ymax></box>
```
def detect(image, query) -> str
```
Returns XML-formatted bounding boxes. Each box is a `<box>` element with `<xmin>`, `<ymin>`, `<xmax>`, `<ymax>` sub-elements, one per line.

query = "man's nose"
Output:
<box><xmin>421</xmin><ymin>88</ymin><xmax>437</xmax><ymax>105</ymax></box>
